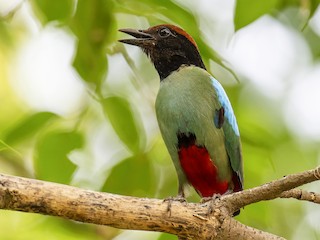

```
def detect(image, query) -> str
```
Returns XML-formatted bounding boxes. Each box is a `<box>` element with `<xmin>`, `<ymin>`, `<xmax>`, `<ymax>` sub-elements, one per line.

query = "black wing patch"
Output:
<box><xmin>214</xmin><ymin>107</ymin><xmax>225</xmax><ymax>129</ymax></box>
<box><xmin>177</xmin><ymin>132</ymin><xmax>196</xmax><ymax>148</ymax></box>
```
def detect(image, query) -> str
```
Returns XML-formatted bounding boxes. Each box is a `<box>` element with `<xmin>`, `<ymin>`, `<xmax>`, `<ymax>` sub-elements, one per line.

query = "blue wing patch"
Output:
<box><xmin>210</xmin><ymin>76</ymin><xmax>240</xmax><ymax>136</ymax></box>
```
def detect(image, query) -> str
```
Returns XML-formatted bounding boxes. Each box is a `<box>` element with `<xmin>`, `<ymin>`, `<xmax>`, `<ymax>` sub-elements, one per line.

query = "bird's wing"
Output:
<box><xmin>210</xmin><ymin>76</ymin><xmax>244</xmax><ymax>191</ymax></box>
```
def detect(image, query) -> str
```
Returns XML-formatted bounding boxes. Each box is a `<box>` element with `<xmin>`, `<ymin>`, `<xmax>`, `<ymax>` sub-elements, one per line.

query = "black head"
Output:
<box><xmin>119</xmin><ymin>24</ymin><xmax>206</xmax><ymax>80</ymax></box>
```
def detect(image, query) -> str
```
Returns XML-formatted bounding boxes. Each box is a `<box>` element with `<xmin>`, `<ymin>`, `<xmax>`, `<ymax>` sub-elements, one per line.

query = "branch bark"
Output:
<box><xmin>220</xmin><ymin>166</ymin><xmax>320</xmax><ymax>214</ymax></box>
<box><xmin>0</xmin><ymin>166</ymin><xmax>319</xmax><ymax>239</ymax></box>
<box><xmin>280</xmin><ymin>189</ymin><xmax>320</xmax><ymax>204</ymax></box>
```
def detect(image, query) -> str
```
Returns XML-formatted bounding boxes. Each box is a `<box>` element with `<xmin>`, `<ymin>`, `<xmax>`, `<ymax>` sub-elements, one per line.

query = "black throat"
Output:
<box><xmin>147</xmin><ymin>35</ymin><xmax>206</xmax><ymax>80</ymax></box>
<box><xmin>154</xmin><ymin>53</ymin><xmax>206</xmax><ymax>80</ymax></box>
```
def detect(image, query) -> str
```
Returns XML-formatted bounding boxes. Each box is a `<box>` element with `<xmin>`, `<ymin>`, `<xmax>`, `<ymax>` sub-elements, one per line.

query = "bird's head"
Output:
<box><xmin>119</xmin><ymin>24</ymin><xmax>206</xmax><ymax>80</ymax></box>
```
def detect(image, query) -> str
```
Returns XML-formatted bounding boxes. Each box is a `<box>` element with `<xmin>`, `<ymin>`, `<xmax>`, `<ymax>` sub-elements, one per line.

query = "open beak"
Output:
<box><xmin>118</xmin><ymin>28</ymin><xmax>155</xmax><ymax>47</ymax></box>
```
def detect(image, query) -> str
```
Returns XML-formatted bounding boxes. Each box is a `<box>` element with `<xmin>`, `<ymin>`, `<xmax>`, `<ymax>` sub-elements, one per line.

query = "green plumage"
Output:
<box><xmin>118</xmin><ymin>24</ymin><xmax>243</xmax><ymax>198</ymax></box>
<box><xmin>155</xmin><ymin>66</ymin><xmax>243</xmax><ymax>192</ymax></box>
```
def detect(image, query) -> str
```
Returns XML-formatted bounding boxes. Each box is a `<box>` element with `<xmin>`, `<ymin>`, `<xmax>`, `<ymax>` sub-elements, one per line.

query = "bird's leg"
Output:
<box><xmin>163</xmin><ymin>184</ymin><xmax>187</xmax><ymax>215</ymax></box>
<box><xmin>176</xmin><ymin>183</ymin><xmax>187</xmax><ymax>201</ymax></box>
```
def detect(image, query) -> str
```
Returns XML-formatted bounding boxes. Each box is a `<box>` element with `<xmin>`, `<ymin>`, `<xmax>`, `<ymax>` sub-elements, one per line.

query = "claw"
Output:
<box><xmin>200</xmin><ymin>194</ymin><xmax>221</xmax><ymax>203</ymax></box>
<box><xmin>233</xmin><ymin>209</ymin><xmax>241</xmax><ymax>216</ymax></box>
<box><xmin>201</xmin><ymin>193</ymin><xmax>241</xmax><ymax>216</ymax></box>
<box><xmin>199</xmin><ymin>193</ymin><xmax>223</xmax><ymax>216</ymax></box>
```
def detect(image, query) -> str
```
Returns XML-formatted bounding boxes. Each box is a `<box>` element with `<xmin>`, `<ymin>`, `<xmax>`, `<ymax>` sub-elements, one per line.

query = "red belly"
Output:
<box><xmin>178</xmin><ymin>144</ymin><xmax>228</xmax><ymax>197</ymax></box>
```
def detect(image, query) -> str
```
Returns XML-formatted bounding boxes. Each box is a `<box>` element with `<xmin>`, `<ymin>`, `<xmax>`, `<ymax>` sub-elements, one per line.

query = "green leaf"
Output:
<box><xmin>34</xmin><ymin>131</ymin><xmax>83</xmax><ymax>184</ymax></box>
<box><xmin>299</xmin><ymin>0</ymin><xmax>320</xmax><ymax>30</ymax></box>
<box><xmin>158</xmin><ymin>233</ymin><xmax>178</xmax><ymax>240</ymax></box>
<box><xmin>0</xmin><ymin>139</ymin><xmax>21</xmax><ymax>157</ymax></box>
<box><xmin>234</xmin><ymin>0</ymin><xmax>278</xmax><ymax>30</ymax></box>
<box><xmin>101</xmin><ymin>155</ymin><xmax>155</xmax><ymax>197</ymax></box>
<box><xmin>302</xmin><ymin>26</ymin><xmax>320</xmax><ymax>59</ymax></box>
<box><xmin>276</xmin><ymin>0</ymin><xmax>320</xmax><ymax>30</ymax></box>
<box><xmin>31</xmin><ymin>0</ymin><xmax>74</xmax><ymax>24</ymax></box>
<box><xmin>0</xmin><ymin>20</ymin><xmax>13</xmax><ymax>47</ymax></box>
<box><xmin>72</xmin><ymin>40</ymin><xmax>108</xmax><ymax>88</ymax></box>
<box><xmin>102</xmin><ymin>96</ymin><xmax>143</xmax><ymax>153</ymax></box>
<box><xmin>309</xmin><ymin>0</ymin><xmax>320</xmax><ymax>19</ymax></box>
<box><xmin>70</xmin><ymin>0</ymin><xmax>116</xmax><ymax>90</ymax></box>
<box><xmin>4</xmin><ymin>112</ymin><xmax>58</xmax><ymax>145</ymax></box>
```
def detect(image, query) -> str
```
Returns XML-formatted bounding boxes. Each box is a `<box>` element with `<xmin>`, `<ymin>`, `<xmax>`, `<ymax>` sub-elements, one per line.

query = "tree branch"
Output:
<box><xmin>0</xmin><ymin>166</ymin><xmax>319</xmax><ymax>239</ymax></box>
<box><xmin>280</xmin><ymin>189</ymin><xmax>320</xmax><ymax>204</ymax></box>
<box><xmin>220</xmin><ymin>166</ymin><xmax>320</xmax><ymax>214</ymax></box>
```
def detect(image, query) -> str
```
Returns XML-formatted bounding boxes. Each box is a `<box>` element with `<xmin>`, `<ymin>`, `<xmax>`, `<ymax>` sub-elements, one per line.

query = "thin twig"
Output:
<box><xmin>280</xmin><ymin>189</ymin><xmax>320</xmax><ymax>204</ymax></box>
<box><xmin>221</xmin><ymin>166</ymin><xmax>320</xmax><ymax>214</ymax></box>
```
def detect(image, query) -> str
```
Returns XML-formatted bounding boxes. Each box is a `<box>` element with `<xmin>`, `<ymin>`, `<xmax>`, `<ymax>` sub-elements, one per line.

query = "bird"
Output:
<box><xmin>119</xmin><ymin>24</ymin><xmax>243</xmax><ymax>205</ymax></box>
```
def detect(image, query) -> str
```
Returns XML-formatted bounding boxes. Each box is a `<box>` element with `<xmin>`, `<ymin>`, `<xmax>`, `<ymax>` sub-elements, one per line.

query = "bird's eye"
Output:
<box><xmin>158</xmin><ymin>28</ymin><xmax>172</xmax><ymax>38</ymax></box>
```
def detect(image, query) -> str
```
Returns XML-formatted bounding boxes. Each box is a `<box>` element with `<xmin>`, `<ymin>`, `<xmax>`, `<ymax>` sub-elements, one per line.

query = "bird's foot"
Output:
<box><xmin>200</xmin><ymin>193</ymin><xmax>222</xmax><ymax>203</ymax></box>
<box><xmin>200</xmin><ymin>194</ymin><xmax>223</xmax><ymax>216</ymax></box>
<box><xmin>201</xmin><ymin>191</ymin><xmax>241</xmax><ymax>216</ymax></box>
<box><xmin>163</xmin><ymin>195</ymin><xmax>187</xmax><ymax>216</ymax></box>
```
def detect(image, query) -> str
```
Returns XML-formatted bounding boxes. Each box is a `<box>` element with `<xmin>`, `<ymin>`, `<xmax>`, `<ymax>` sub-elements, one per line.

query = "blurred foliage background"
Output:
<box><xmin>1</xmin><ymin>0</ymin><xmax>320</xmax><ymax>239</ymax></box>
